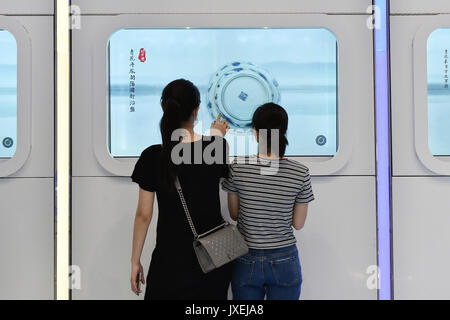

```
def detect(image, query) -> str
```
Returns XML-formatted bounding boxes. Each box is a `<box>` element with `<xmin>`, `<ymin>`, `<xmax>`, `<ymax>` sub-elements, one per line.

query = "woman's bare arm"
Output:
<box><xmin>292</xmin><ymin>203</ymin><xmax>308</xmax><ymax>230</ymax></box>
<box><xmin>130</xmin><ymin>187</ymin><xmax>155</xmax><ymax>295</ymax></box>
<box><xmin>227</xmin><ymin>193</ymin><xmax>240</xmax><ymax>221</ymax></box>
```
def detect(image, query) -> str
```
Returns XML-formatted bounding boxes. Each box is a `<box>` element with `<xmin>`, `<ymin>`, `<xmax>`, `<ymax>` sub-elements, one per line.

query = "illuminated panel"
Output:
<box><xmin>374</xmin><ymin>0</ymin><xmax>392</xmax><ymax>300</ymax></box>
<box><xmin>427</xmin><ymin>28</ymin><xmax>450</xmax><ymax>156</ymax></box>
<box><xmin>56</xmin><ymin>0</ymin><xmax>70</xmax><ymax>300</ymax></box>
<box><xmin>0</xmin><ymin>29</ymin><xmax>17</xmax><ymax>158</ymax></box>
<box><xmin>108</xmin><ymin>28</ymin><xmax>338</xmax><ymax>157</ymax></box>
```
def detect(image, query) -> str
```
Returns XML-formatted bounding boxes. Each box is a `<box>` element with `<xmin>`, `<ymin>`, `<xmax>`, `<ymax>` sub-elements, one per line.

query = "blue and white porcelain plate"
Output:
<box><xmin>206</xmin><ymin>62</ymin><xmax>281</xmax><ymax>128</ymax></box>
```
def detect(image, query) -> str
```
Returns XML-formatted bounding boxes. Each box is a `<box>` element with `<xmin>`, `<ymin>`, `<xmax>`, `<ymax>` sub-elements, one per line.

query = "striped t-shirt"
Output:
<box><xmin>221</xmin><ymin>155</ymin><xmax>314</xmax><ymax>249</ymax></box>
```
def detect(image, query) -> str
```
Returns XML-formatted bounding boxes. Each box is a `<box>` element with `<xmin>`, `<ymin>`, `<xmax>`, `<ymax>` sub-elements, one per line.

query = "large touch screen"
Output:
<box><xmin>108</xmin><ymin>28</ymin><xmax>338</xmax><ymax>157</ymax></box>
<box><xmin>427</xmin><ymin>28</ymin><xmax>450</xmax><ymax>156</ymax></box>
<box><xmin>0</xmin><ymin>29</ymin><xmax>17</xmax><ymax>158</ymax></box>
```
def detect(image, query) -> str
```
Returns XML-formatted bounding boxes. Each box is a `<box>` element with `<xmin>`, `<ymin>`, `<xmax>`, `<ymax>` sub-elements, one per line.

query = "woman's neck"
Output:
<box><xmin>257</xmin><ymin>148</ymin><xmax>282</xmax><ymax>160</ymax></box>
<box><xmin>180</xmin><ymin>126</ymin><xmax>202</xmax><ymax>142</ymax></box>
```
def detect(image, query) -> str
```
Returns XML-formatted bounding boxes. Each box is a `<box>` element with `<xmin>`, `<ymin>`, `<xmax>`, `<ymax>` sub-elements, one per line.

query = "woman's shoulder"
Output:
<box><xmin>202</xmin><ymin>135</ymin><xmax>228</xmax><ymax>145</ymax></box>
<box><xmin>284</xmin><ymin>158</ymin><xmax>310</xmax><ymax>174</ymax></box>
<box><xmin>229</xmin><ymin>155</ymin><xmax>256</xmax><ymax>168</ymax></box>
<box><xmin>141</xmin><ymin>144</ymin><xmax>163</xmax><ymax>158</ymax></box>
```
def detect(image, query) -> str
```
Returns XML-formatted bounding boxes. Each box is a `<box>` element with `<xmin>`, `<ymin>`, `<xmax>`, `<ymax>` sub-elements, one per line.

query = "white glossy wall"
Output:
<box><xmin>391</xmin><ymin>0</ymin><xmax>450</xmax><ymax>299</ymax></box>
<box><xmin>2</xmin><ymin>0</ymin><xmax>450</xmax><ymax>300</ymax></box>
<box><xmin>71</xmin><ymin>0</ymin><xmax>377</xmax><ymax>300</ymax></box>
<box><xmin>0</xmin><ymin>0</ymin><xmax>54</xmax><ymax>300</ymax></box>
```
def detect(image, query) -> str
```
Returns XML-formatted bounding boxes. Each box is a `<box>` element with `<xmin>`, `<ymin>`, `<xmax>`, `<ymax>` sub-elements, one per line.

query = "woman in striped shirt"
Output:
<box><xmin>222</xmin><ymin>103</ymin><xmax>314</xmax><ymax>300</ymax></box>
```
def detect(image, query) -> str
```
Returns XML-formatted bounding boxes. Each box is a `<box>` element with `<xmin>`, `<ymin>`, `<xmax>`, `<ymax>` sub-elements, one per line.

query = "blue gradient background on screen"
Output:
<box><xmin>427</xmin><ymin>28</ymin><xmax>450</xmax><ymax>156</ymax></box>
<box><xmin>108</xmin><ymin>28</ymin><xmax>337</xmax><ymax>157</ymax></box>
<box><xmin>0</xmin><ymin>29</ymin><xmax>17</xmax><ymax>158</ymax></box>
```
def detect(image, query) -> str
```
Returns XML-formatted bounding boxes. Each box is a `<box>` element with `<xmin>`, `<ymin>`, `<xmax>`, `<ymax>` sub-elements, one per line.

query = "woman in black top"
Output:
<box><xmin>130</xmin><ymin>79</ymin><xmax>232</xmax><ymax>300</ymax></box>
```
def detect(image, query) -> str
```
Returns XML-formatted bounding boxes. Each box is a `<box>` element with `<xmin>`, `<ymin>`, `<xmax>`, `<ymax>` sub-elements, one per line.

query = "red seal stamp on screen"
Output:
<box><xmin>138</xmin><ymin>48</ymin><xmax>146</xmax><ymax>62</ymax></box>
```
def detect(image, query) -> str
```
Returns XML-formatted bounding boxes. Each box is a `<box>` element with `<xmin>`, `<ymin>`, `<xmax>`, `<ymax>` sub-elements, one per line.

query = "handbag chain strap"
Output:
<box><xmin>175</xmin><ymin>176</ymin><xmax>199</xmax><ymax>239</ymax></box>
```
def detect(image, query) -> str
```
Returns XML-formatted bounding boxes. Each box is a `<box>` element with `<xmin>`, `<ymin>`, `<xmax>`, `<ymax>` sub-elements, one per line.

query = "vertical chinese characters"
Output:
<box><xmin>444</xmin><ymin>49</ymin><xmax>448</xmax><ymax>89</ymax></box>
<box><xmin>129</xmin><ymin>49</ymin><xmax>136</xmax><ymax>112</ymax></box>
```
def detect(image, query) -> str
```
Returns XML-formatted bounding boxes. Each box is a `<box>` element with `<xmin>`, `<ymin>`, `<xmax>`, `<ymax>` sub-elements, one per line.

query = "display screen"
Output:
<box><xmin>0</xmin><ymin>29</ymin><xmax>17</xmax><ymax>158</ymax></box>
<box><xmin>108</xmin><ymin>28</ymin><xmax>338</xmax><ymax>157</ymax></box>
<box><xmin>427</xmin><ymin>28</ymin><xmax>450</xmax><ymax>156</ymax></box>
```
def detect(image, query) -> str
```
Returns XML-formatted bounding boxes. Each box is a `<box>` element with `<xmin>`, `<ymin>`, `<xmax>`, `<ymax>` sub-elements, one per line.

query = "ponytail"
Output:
<box><xmin>160</xmin><ymin>98</ymin><xmax>182</xmax><ymax>188</ymax></box>
<box><xmin>159</xmin><ymin>79</ymin><xmax>200</xmax><ymax>189</ymax></box>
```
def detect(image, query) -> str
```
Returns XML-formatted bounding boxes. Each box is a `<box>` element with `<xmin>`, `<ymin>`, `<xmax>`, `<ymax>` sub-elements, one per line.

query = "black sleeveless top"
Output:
<box><xmin>131</xmin><ymin>135</ymin><xmax>232</xmax><ymax>299</ymax></box>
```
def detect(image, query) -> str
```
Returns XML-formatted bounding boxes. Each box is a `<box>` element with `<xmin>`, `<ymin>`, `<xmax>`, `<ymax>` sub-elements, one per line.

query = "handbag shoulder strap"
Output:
<box><xmin>174</xmin><ymin>176</ymin><xmax>199</xmax><ymax>239</ymax></box>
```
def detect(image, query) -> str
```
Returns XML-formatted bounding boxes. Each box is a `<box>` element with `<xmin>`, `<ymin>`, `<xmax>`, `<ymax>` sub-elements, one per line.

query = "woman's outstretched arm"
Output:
<box><xmin>130</xmin><ymin>187</ymin><xmax>155</xmax><ymax>296</ymax></box>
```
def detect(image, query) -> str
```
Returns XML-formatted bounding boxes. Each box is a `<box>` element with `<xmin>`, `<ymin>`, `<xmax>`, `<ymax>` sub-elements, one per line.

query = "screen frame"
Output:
<box><xmin>413</xmin><ymin>17</ymin><xmax>450</xmax><ymax>175</ymax></box>
<box><xmin>91</xmin><ymin>14</ymin><xmax>356</xmax><ymax>176</ymax></box>
<box><xmin>0</xmin><ymin>16</ymin><xmax>32</xmax><ymax>177</ymax></box>
<box><xmin>106</xmin><ymin>27</ymin><xmax>339</xmax><ymax>158</ymax></box>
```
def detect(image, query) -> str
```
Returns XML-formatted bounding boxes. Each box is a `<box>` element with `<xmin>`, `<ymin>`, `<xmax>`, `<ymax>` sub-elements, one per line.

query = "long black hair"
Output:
<box><xmin>159</xmin><ymin>79</ymin><xmax>200</xmax><ymax>189</ymax></box>
<box><xmin>251</xmin><ymin>103</ymin><xmax>289</xmax><ymax>157</ymax></box>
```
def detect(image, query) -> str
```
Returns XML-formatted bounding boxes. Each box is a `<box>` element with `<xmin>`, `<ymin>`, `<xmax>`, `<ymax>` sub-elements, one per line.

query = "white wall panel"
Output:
<box><xmin>7</xmin><ymin>17</ymin><xmax>54</xmax><ymax>178</ymax></box>
<box><xmin>0</xmin><ymin>16</ymin><xmax>54</xmax><ymax>299</ymax></box>
<box><xmin>72</xmin><ymin>177</ymin><xmax>156</xmax><ymax>299</ymax></box>
<box><xmin>391</xmin><ymin>0</ymin><xmax>450</xmax><ymax>14</ymax></box>
<box><xmin>283</xmin><ymin>177</ymin><xmax>376</xmax><ymax>299</ymax></box>
<box><xmin>72</xmin><ymin>14</ymin><xmax>375</xmax><ymax>178</ymax></box>
<box><xmin>391</xmin><ymin>10</ymin><xmax>450</xmax><ymax>300</ymax></box>
<box><xmin>72</xmin><ymin>0</ymin><xmax>372</xmax><ymax>15</ymax></box>
<box><xmin>390</xmin><ymin>16</ymin><xmax>438</xmax><ymax>176</ymax></box>
<box><xmin>72</xmin><ymin>9</ymin><xmax>376</xmax><ymax>300</ymax></box>
<box><xmin>73</xmin><ymin>176</ymin><xmax>377</xmax><ymax>299</ymax></box>
<box><xmin>0</xmin><ymin>0</ymin><xmax>53</xmax><ymax>15</ymax></box>
<box><xmin>393</xmin><ymin>177</ymin><xmax>450</xmax><ymax>299</ymax></box>
<box><xmin>0</xmin><ymin>178</ymin><xmax>53</xmax><ymax>299</ymax></box>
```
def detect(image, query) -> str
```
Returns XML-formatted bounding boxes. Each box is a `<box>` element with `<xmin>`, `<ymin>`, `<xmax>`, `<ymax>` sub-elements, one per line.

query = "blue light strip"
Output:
<box><xmin>374</xmin><ymin>0</ymin><xmax>392</xmax><ymax>300</ymax></box>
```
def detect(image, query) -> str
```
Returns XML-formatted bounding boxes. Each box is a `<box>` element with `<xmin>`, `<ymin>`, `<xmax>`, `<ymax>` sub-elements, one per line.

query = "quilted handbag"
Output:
<box><xmin>175</xmin><ymin>176</ymin><xmax>249</xmax><ymax>273</ymax></box>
